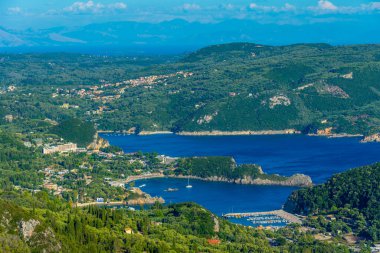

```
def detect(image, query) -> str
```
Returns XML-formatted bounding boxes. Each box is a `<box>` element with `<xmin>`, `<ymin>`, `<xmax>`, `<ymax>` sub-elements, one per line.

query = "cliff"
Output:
<box><xmin>361</xmin><ymin>133</ymin><xmax>380</xmax><ymax>143</ymax></box>
<box><xmin>87</xmin><ymin>133</ymin><xmax>110</xmax><ymax>150</ymax></box>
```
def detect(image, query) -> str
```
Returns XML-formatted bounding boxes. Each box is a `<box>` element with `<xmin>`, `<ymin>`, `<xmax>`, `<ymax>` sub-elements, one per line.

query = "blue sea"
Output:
<box><xmin>102</xmin><ymin>134</ymin><xmax>380</xmax><ymax>222</ymax></box>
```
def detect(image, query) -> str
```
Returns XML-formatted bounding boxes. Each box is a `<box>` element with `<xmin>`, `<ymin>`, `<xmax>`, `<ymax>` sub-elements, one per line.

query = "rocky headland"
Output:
<box><xmin>361</xmin><ymin>133</ymin><xmax>380</xmax><ymax>143</ymax></box>
<box><xmin>171</xmin><ymin>173</ymin><xmax>312</xmax><ymax>187</ymax></box>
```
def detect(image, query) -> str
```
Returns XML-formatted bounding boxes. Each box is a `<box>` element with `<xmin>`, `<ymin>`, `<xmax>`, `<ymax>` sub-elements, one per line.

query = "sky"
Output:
<box><xmin>1</xmin><ymin>0</ymin><xmax>380</xmax><ymax>29</ymax></box>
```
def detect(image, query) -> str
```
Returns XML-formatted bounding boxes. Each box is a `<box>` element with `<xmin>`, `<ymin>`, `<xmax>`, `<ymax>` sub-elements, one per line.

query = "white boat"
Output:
<box><xmin>186</xmin><ymin>176</ymin><xmax>192</xmax><ymax>188</ymax></box>
<box><xmin>139</xmin><ymin>184</ymin><xmax>146</xmax><ymax>188</ymax></box>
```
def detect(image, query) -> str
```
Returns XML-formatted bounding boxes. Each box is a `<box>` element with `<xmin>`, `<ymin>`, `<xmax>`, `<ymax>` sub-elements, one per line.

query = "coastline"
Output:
<box><xmin>125</xmin><ymin>173</ymin><xmax>312</xmax><ymax>187</ymax></box>
<box><xmin>98</xmin><ymin>129</ymin><xmax>372</xmax><ymax>141</ymax></box>
<box><xmin>177</xmin><ymin>129</ymin><xmax>300</xmax><ymax>136</ymax></box>
<box><xmin>138</xmin><ymin>131</ymin><xmax>173</xmax><ymax>135</ymax></box>
<box><xmin>97</xmin><ymin>129</ymin><xmax>301</xmax><ymax>136</ymax></box>
<box><xmin>98</xmin><ymin>130</ymin><xmax>380</xmax><ymax>143</ymax></box>
<box><xmin>169</xmin><ymin>174</ymin><xmax>312</xmax><ymax>187</ymax></box>
<box><xmin>308</xmin><ymin>133</ymin><xmax>363</xmax><ymax>138</ymax></box>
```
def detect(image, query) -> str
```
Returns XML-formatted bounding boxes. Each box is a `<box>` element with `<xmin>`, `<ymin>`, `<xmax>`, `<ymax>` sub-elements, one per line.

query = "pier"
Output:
<box><xmin>223</xmin><ymin>209</ymin><xmax>302</xmax><ymax>224</ymax></box>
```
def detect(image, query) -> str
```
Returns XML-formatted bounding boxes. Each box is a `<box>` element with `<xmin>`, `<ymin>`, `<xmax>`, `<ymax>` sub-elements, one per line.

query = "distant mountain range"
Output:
<box><xmin>1</xmin><ymin>18</ymin><xmax>380</xmax><ymax>54</ymax></box>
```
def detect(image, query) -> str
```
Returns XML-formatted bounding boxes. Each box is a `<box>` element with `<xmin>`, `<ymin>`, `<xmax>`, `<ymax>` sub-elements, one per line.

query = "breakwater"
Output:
<box><xmin>223</xmin><ymin>209</ymin><xmax>302</xmax><ymax>224</ymax></box>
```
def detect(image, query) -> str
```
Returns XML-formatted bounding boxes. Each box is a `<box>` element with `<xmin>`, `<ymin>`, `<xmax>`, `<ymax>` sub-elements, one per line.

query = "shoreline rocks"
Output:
<box><xmin>177</xmin><ymin>129</ymin><xmax>300</xmax><ymax>136</ymax></box>
<box><xmin>361</xmin><ymin>133</ymin><xmax>380</xmax><ymax>143</ymax></box>
<box><xmin>170</xmin><ymin>173</ymin><xmax>312</xmax><ymax>187</ymax></box>
<box><xmin>138</xmin><ymin>131</ymin><xmax>173</xmax><ymax>135</ymax></box>
<box><xmin>127</xmin><ymin>187</ymin><xmax>165</xmax><ymax>205</ymax></box>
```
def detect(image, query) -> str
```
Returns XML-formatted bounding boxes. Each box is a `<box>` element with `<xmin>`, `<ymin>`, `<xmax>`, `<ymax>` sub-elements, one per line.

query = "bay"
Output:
<box><xmin>103</xmin><ymin>134</ymin><xmax>380</xmax><ymax>183</ymax></box>
<box><xmin>102</xmin><ymin>134</ymin><xmax>380</xmax><ymax>225</ymax></box>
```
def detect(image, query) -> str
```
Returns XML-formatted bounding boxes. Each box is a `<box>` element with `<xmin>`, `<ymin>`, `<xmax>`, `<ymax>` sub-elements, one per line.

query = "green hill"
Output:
<box><xmin>1</xmin><ymin>43</ymin><xmax>380</xmax><ymax>135</ymax></box>
<box><xmin>51</xmin><ymin>118</ymin><xmax>96</xmax><ymax>147</ymax></box>
<box><xmin>284</xmin><ymin>163</ymin><xmax>380</xmax><ymax>241</ymax></box>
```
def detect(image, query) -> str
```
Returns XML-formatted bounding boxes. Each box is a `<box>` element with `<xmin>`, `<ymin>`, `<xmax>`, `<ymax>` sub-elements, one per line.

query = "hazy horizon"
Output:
<box><xmin>1</xmin><ymin>0</ymin><xmax>380</xmax><ymax>54</ymax></box>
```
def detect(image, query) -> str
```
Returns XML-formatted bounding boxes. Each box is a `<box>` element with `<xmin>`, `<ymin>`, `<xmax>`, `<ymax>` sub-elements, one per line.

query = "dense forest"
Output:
<box><xmin>1</xmin><ymin>43</ymin><xmax>380</xmax><ymax>135</ymax></box>
<box><xmin>0</xmin><ymin>191</ymin><xmax>353</xmax><ymax>253</ymax></box>
<box><xmin>285</xmin><ymin>163</ymin><xmax>380</xmax><ymax>241</ymax></box>
<box><xmin>176</xmin><ymin>156</ymin><xmax>288</xmax><ymax>182</ymax></box>
<box><xmin>51</xmin><ymin>118</ymin><xmax>96</xmax><ymax>147</ymax></box>
<box><xmin>0</xmin><ymin>133</ymin><xmax>350</xmax><ymax>252</ymax></box>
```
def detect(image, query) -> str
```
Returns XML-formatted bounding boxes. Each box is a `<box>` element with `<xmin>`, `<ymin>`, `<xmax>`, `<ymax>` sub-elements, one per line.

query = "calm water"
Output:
<box><xmin>135</xmin><ymin>177</ymin><xmax>296</xmax><ymax>219</ymax></box>
<box><xmin>103</xmin><ymin>134</ymin><xmax>380</xmax><ymax>221</ymax></box>
<box><xmin>103</xmin><ymin>134</ymin><xmax>380</xmax><ymax>183</ymax></box>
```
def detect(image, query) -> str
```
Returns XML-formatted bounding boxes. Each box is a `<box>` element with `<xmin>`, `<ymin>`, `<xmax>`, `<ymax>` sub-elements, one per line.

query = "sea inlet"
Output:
<box><xmin>103</xmin><ymin>134</ymin><xmax>380</xmax><ymax>226</ymax></box>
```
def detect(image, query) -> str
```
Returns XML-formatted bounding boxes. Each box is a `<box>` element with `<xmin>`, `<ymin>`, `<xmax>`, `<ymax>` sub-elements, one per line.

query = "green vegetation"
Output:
<box><xmin>1</xmin><ymin>42</ymin><xmax>380</xmax><ymax>251</ymax></box>
<box><xmin>51</xmin><ymin>118</ymin><xmax>96</xmax><ymax>147</ymax></box>
<box><xmin>0</xmin><ymin>190</ymin><xmax>351</xmax><ymax>252</ymax></box>
<box><xmin>285</xmin><ymin>163</ymin><xmax>380</xmax><ymax>241</ymax></box>
<box><xmin>0</xmin><ymin>117</ymin><xmax>360</xmax><ymax>252</ymax></box>
<box><xmin>176</xmin><ymin>156</ymin><xmax>288</xmax><ymax>181</ymax></box>
<box><xmin>1</xmin><ymin>43</ymin><xmax>380</xmax><ymax>135</ymax></box>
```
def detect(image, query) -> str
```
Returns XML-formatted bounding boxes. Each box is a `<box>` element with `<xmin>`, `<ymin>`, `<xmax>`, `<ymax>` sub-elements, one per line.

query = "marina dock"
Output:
<box><xmin>223</xmin><ymin>209</ymin><xmax>302</xmax><ymax>224</ymax></box>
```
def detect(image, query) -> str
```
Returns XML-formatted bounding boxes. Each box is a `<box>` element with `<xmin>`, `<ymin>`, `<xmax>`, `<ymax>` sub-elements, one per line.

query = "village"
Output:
<box><xmin>24</xmin><ymin>135</ymin><xmax>176</xmax><ymax>208</ymax></box>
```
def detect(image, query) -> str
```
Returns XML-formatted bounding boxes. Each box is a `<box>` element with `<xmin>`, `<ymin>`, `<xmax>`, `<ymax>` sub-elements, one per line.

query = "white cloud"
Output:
<box><xmin>317</xmin><ymin>0</ymin><xmax>338</xmax><ymax>11</ymax></box>
<box><xmin>182</xmin><ymin>3</ymin><xmax>201</xmax><ymax>11</ymax></box>
<box><xmin>8</xmin><ymin>7</ymin><xmax>22</xmax><ymax>14</ymax></box>
<box><xmin>361</xmin><ymin>2</ymin><xmax>380</xmax><ymax>11</ymax></box>
<box><xmin>65</xmin><ymin>1</ymin><xmax>102</xmax><ymax>13</ymax></box>
<box><xmin>64</xmin><ymin>1</ymin><xmax>127</xmax><ymax>13</ymax></box>
<box><xmin>249</xmin><ymin>3</ymin><xmax>277</xmax><ymax>12</ymax></box>
<box><xmin>308</xmin><ymin>0</ymin><xmax>338</xmax><ymax>12</ymax></box>
<box><xmin>108</xmin><ymin>2</ymin><xmax>127</xmax><ymax>10</ymax></box>
<box><xmin>248</xmin><ymin>3</ymin><xmax>296</xmax><ymax>12</ymax></box>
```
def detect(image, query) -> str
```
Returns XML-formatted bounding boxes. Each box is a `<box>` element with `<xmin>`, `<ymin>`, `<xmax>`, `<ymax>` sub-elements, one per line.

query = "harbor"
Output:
<box><xmin>223</xmin><ymin>209</ymin><xmax>302</xmax><ymax>227</ymax></box>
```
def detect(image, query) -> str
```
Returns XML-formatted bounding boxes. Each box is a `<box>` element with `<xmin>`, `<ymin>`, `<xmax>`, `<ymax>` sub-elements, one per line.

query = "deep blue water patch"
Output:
<box><xmin>102</xmin><ymin>134</ymin><xmax>380</xmax><ymax>225</ymax></box>
<box><xmin>135</xmin><ymin>177</ymin><xmax>296</xmax><ymax>217</ymax></box>
<box><xmin>102</xmin><ymin>134</ymin><xmax>380</xmax><ymax>183</ymax></box>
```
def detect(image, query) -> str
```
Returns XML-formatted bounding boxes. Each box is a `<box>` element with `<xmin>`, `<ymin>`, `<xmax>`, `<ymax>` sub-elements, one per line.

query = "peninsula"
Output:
<box><xmin>174</xmin><ymin>156</ymin><xmax>312</xmax><ymax>187</ymax></box>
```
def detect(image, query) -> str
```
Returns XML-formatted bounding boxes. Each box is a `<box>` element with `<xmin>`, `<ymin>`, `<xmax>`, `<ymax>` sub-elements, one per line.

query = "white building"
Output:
<box><xmin>43</xmin><ymin>143</ymin><xmax>77</xmax><ymax>154</ymax></box>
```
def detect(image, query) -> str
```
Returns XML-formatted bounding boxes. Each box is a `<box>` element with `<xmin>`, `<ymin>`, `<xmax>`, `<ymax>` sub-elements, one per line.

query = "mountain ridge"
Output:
<box><xmin>1</xmin><ymin>19</ymin><xmax>380</xmax><ymax>53</ymax></box>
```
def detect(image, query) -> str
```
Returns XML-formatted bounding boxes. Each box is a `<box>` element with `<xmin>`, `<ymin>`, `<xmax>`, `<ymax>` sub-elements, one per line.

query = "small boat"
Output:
<box><xmin>139</xmin><ymin>184</ymin><xmax>146</xmax><ymax>188</ymax></box>
<box><xmin>186</xmin><ymin>176</ymin><xmax>192</xmax><ymax>188</ymax></box>
<box><xmin>164</xmin><ymin>188</ymin><xmax>178</xmax><ymax>192</ymax></box>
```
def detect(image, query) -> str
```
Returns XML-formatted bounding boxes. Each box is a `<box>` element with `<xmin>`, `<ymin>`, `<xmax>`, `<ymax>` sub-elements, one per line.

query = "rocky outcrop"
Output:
<box><xmin>251</xmin><ymin>174</ymin><xmax>312</xmax><ymax>187</ymax></box>
<box><xmin>269</xmin><ymin>95</ymin><xmax>291</xmax><ymax>109</ymax></box>
<box><xmin>127</xmin><ymin>196</ymin><xmax>165</xmax><ymax>205</ymax></box>
<box><xmin>28</xmin><ymin>227</ymin><xmax>62</xmax><ymax>253</ymax></box>
<box><xmin>340</xmin><ymin>72</ymin><xmax>353</xmax><ymax>79</ymax></box>
<box><xmin>19</xmin><ymin>219</ymin><xmax>40</xmax><ymax>241</ymax></box>
<box><xmin>127</xmin><ymin>187</ymin><xmax>165</xmax><ymax>205</ymax></box>
<box><xmin>87</xmin><ymin>133</ymin><xmax>110</xmax><ymax>150</ymax></box>
<box><xmin>361</xmin><ymin>133</ymin><xmax>380</xmax><ymax>143</ymax></box>
<box><xmin>318</xmin><ymin>85</ymin><xmax>349</xmax><ymax>98</ymax></box>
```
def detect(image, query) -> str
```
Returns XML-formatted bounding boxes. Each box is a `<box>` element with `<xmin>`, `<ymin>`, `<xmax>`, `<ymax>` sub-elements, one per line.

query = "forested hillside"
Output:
<box><xmin>0</xmin><ymin>131</ymin><xmax>350</xmax><ymax>252</ymax></box>
<box><xmin>285</xmin><ymin>163</ymin><xmax>380</xmax><ymax>241</ymax></box>
<box><xmin>1</xmin><ymin>43</ymin><xmax>380</xmax><ymax>135</ymax></box>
